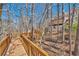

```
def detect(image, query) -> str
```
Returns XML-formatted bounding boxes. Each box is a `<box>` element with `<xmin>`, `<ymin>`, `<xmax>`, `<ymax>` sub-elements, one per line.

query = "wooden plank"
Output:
<box><xmin>20</xmin><ymin>34</ymin><xmax>48</xmax><ymax>56</ymax></box>
<box><xmin>0</xmin><ymin>36</ymin><xmax>11</xmax><ymax>56</ymax></box>
<box><xmin>49</xmin><ymin>19</ymin><xmax>63</xmax><ymax>26</ymax></box>
<box><xmin>5</xmin><ymin>37</ymin><xmax>28</xmax><ymax>56</ymax></box>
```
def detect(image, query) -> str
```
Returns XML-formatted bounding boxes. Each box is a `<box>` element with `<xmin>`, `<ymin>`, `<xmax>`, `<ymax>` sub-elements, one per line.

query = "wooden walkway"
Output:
<box><xmin>0</xmin><ymin>32</ymin><xmax>48</xmax><ymax>56</ymax></box>
<box><xmin>5</xmin><ymin>36</ymin><xmax>27</xmax><ymax>56</ymax></box>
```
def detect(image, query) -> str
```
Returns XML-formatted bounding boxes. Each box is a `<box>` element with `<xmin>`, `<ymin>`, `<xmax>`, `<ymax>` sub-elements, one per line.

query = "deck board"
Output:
<box><xmin>5</xmin><ymin>36</ymin><xmax>27</xmax><ymax>56</ymax></box>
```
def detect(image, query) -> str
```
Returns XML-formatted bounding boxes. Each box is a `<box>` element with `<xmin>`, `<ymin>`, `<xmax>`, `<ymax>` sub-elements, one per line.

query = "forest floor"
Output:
<box><xmin>41</xmin><ymin>29</ymin><xmax>76</xmax><ymax>56</ymax></box>
<box><xmin>3</xmin><ymin>29</ymin><xmax>76</xmax><ymax>56</ymax></box>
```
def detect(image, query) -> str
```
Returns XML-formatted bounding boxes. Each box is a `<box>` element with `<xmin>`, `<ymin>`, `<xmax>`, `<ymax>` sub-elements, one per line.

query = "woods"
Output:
<box><xmin>0</xmin><ymin>3</ymin><xmax>79</xmax><ymax>56</ymax></box>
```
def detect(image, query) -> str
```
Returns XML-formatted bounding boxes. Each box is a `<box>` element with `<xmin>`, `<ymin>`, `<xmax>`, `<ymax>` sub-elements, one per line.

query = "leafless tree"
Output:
<box><xmin>71</xmin><ymin>4</ymin><xmax>76</xmax><ymax>27</ymax></box>
<box><xmin>69</xmin><ymin>3</ymin><xmax>72</xmax><ymax>55</ymax></box>
<box><xmin>57</xmin><ymin>3</ymin><xmax>59</xmax><ymax>40</ymax></box>
<box><xmin>74</xmin><ymin>7</ymin><xmax>79</xmax><ymax>56</ymax></box>
<box><xmin>61</xmin><ymin>3</ymin><xmax>65</xmax><ymax>55</ymax></box>
<box><xmin>62</xmin><ymin>4</ymin><xmax>65</xmax><ymax>43</ymax></box>
<box><xmin>31</xmin><ymin>3</ymin><xmax>35</xmax><ymax>41</ymax></box>
<box><xmin>0</xmin><ymin>4</ymin><xmax>2</xmax><ymax>40</ymax></box>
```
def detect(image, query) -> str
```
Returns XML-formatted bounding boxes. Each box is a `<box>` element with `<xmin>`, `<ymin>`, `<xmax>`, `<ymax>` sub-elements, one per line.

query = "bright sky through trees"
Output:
<box><xmin>1</xmin><ymin>3</ymin><xmax>78</xmax><ymax>23</ymax></box>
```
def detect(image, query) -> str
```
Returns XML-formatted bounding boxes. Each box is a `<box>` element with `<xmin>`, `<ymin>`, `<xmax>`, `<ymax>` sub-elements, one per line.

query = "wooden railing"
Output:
<box><xmin>0</xmin><ymin>36</ymin><xmax>11</xmax><ymax>56</ymax></box>
<box><xmin>20</xmin><ymin>34</ymin><xmax>48</xmax><ymax>56</ymax></box>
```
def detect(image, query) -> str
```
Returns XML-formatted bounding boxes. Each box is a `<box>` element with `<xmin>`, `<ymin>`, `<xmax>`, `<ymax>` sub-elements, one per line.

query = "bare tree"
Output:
<box><xmin>62</xmin><ymin>3</ymin><xmax>65</xmax><ymax>43</ymax></box>
<box><xmin>57</xmin><ymin>3</ymin><xmax>59</xmax><ymax>40</ymax></box>
<box><xmin>71</xmin><ymin>4</ymin><xmax>76</xmax><ymax>27</ymax></box>
<box><xmin>69</xmin><ymin>3</ymin><xmax>72</xmax><ymax>56</ymax></box>
<box><xmin>31</xmin><ymin>3</ymin><xmax>35</xmax><ymax>41</ymax></box>
<box><xmin>74</xmin><ymin>7</ymin><xmax>79</xmax><ymax>56</ymax></box>
<box><xmin>61</xmin><ymin>3</ymin><xmax>65</xmax><ymax>55</ymax></box>
<box><xmin>0</xmin><ymin>4</ymin><xmax>2</xmax><ymax>17</ymax></box>
<box><xmin>6</xmin><ymin>4</ymin><xmax>12</xmax><ymax>36</ymax></box>
<box><xmin>48</xmin><ymin>3</ymin><xmax>52</xmax><ymax>36</ymax></box>
<box><xmin>0</xmin><ymin>4</ymin><xmax>2</xmax><ymax>40</ymax></box>
<box><xmin>26</xmin><ymin>3</ymin><xmax>28</xmax><ymax>32</ymax></box>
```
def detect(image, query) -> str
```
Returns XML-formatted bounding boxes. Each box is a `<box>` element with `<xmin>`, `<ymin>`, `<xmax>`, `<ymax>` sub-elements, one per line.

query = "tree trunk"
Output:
<box><xmin>69</xmin><ymin>3</ymin><xmax>72</xmax><ymax>56</ymax></box>
<box><xmin>0</xmin><ymin>4</ymin><xmax>2</xmax><ymax>17</ymax></box>
<box><xmin>31</xmin><ymin>3</ymin><xmax>35</xmax><ymax>41</ymax></box>
<box><xmin>74</xmin><ymin>9</ymin><xmax>79</xmax><ymax>56</ymax></box>
<box><xmin>71</xmin><ymin>4</ymin><xmax>76</xmax><ymax>27</ymax></box>
<box><xmin>57</xmin><ymin>3</ymin><xmax>59</xmax><ymax>40</ymax></box>
<box><xmin>62</xmin><ymin>3</ymin><xmax>65</xmax><ymax>42</ymax></box>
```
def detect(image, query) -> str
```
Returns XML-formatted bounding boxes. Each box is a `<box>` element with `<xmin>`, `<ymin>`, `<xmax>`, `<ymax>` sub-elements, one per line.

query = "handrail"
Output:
<box><xmin>0</xmin><ymin>36</ymin><xmax>11</xmax><ymax>56</ymax></box>
<box><xmin>20</xmin><ymin>34</ymin><xmax>48</xmax><ymax>56</ymax></box>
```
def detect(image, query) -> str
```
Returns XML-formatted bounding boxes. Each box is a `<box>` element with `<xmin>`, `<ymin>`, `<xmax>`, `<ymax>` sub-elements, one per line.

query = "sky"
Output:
<box><xmin>1</xmin><ymin>3</ymin><xmax>78</xmax><ymax>23</ymax></box>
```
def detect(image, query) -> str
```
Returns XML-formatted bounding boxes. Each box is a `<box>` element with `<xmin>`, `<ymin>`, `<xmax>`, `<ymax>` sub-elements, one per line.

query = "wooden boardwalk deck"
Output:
<box><xmin>5</xmin><ymin>36</ymin><xmax>27</xmax><ymax>56</ymax></box>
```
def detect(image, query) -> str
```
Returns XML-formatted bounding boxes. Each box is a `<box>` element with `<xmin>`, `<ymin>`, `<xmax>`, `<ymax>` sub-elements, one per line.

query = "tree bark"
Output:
<box><xmin>31</xmin><ymin>3</ymin><xmax>35</xmax><ymax>41</ymax></box>
<box><xmin>69</xmin><ymin>3</ymin><xmax>72</xmax><ymax>56</ymax></box>
<box><xmin>57</xmin><ymin>3</ymin><xmax>59</xmax><ymax>40</ymax></box>
<box><xmin>74</xmin><ymin>9</ymin><xmax>79</xmax><ymax>56</ymax></box>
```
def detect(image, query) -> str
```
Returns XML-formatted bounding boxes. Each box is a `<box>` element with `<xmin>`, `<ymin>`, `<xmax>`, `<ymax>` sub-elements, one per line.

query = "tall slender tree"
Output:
<box><xmin>62</xmin><ymin>3</ymin><xmax>65</xmax><ymax>43</ymax></box>
<box><xmin>0</xmin><ymin>4</ymin><xmax>2</xmax><ymax>25</ymax></box>
<box><xmin>69</xmin><ymin>3</ymin><xmax>72</xmax><ymax>56</ymax></box>
<box><xmin>26</xmin><ymin>3</ymin><xmax>28</xmax><ymax>32</ymax></box>
<box><xmin>71</xmin><ymin>4</ymin><xmax>76</xmax><ymax>27</ymax></box>
<box><xmin>61</xmin><ymin>3</ymin><xmax>65</xmax><ymax>55</ymax></box>
<box><xmin>6</xmin><ymin>4</ymin><xmax>12</xmax><ymax>37</ymax></box>
<box><xmin>74</xmin><ymin>7</ymin><xmax>79</xmax><ymax>56</ymax></box>
<box><xmin>0</xmin><ymin>4</ymin><xmax>2</xmax><ymax>39</ymax></box>
<box><xmin>0</xmin><ymin>4</ymin><xmax>2</xmax><ymax>18</ymax></box>
<box><xmin>48</xmin><ymin>3</ymin><xmax>52</xmax><ymax>35</ymax></box>
<box><xmin>31</xmin><ymin>3</ymin><xmax>35</xmax><ymax>41</ymax></box>
<box><xmin>57</xmin><ymin>3</ymin><xmax>59</xmax><ymax>40</ymax></box>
